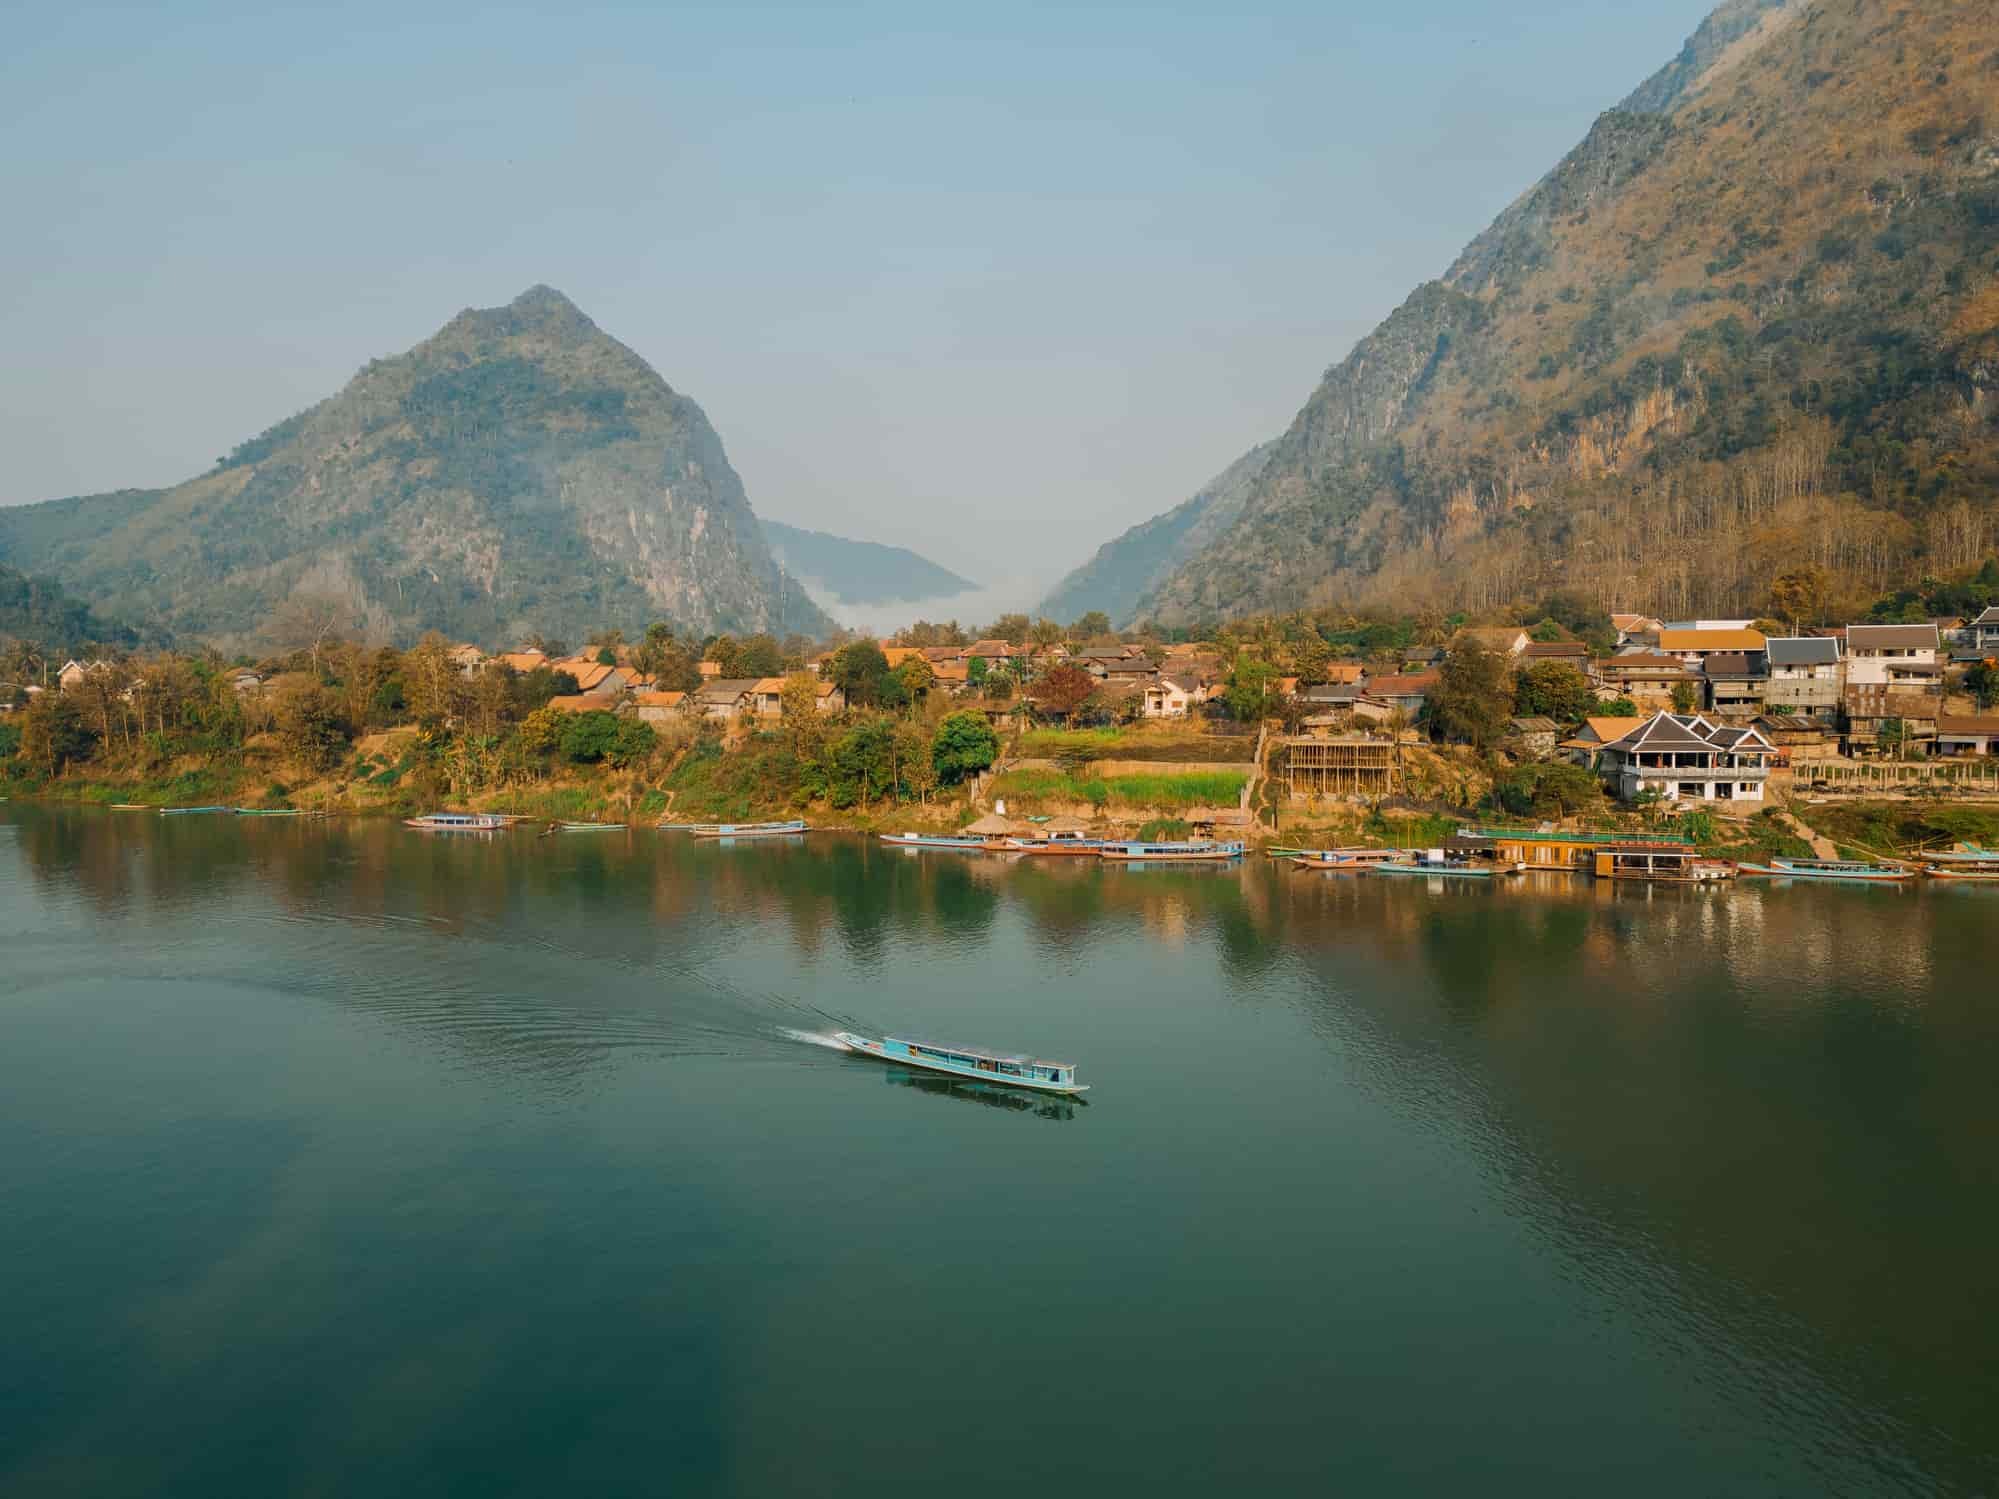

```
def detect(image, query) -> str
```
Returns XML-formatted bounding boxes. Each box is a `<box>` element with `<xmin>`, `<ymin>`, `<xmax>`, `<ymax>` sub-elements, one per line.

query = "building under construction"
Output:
<box><xmin>1276</xmin><ymin>736</ymin><xmax>1398</xmax><ymax>799</ymax></box>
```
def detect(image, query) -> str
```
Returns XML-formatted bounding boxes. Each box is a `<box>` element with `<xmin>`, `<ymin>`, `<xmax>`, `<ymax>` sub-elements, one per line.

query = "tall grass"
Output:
<box><xmin>991</xmin><ymin>768</ymin><xmax>1248</xmax><ymax>811</ymax></box>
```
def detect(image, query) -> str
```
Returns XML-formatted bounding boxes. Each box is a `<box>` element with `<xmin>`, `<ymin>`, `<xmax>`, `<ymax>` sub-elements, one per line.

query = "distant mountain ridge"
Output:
<box><xmin>1090</xmin><ymin>0</ymin><xmax>1999</xmax><ymax>626</ymax></box>
<box><xmin>760</xmin><ymin>520</ymin><xmax>976</xmax><ymax>607</ymax></box>
<box><xmin>0</xmin><ymin>286</ymin><xmax>833</xmax><ymax>646</ymax></box>
<box><xmin>1036</xmin><ymin>443</ymin><xmax>1272</xmax><ymax>626</ymax></box>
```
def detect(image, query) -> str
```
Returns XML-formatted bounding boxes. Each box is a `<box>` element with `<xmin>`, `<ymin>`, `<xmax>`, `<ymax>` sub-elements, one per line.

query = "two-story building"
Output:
<box><xmin>1657</xmin><ymin>627</ymin><xmax>1767</xmax><ymax>672</ymax></box>
<box><xmin>1843</xmin><ymin>624</ymin><xmax>1941</xmax><ymax>754</ymax></box>
<box><xmin>1763</xmin><ymin>637</ymin><xmax>1842</xmax><ymax>718</ymax></box>
<box><xmin>1970</xmin><ymin>606</ymin><xmax>1999</xmax><ymax>654</ymax></box>
<box><xmin>1593</xmin><ymin>712</ymin><xmax>1776</xmax><ymax>804</ymax></box>
<box><xmin>1701</xmin><ymin>651</ymin><xmax>1768</xmax><ymax>718</ymax></box>
<box><xmin>1594</xmin><ymin>650</ymin><xmax>1697</xmax><ymax>710</ymax></box>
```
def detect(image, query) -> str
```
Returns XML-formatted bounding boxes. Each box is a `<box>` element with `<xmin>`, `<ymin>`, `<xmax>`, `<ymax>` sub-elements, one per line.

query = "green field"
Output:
<box><xmin>991</xmin><ymin>767</ymin><xmax>1249</xmax><ymax>811</ymax></box>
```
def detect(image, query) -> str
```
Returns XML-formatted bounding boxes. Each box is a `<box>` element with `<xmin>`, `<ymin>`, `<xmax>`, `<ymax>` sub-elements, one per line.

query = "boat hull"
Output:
<box><xmin>1371</xmin><ymin>860</ymin><xmax>1522</xmax><ymax>878</ymax></box>
<box><xmin>835</xmin><ymin>1032</ymin><xmax>1088</xmax><ymax>1095</ymax></box>
<box><xmin>879</xmin><ymin>834</ymin><xmax>991</xmax><ymax>849</ymax></box>
<box><xmin>1922</xmin><ymin>866</ymin><xmax>1999</xmax><ymax>881</ymax></box>
<box><xmin>1736</xmin><ymin>861</ymin><xmax>1913</xmax><ymax>882</ymax></box>
<box><xmin>1099</xmin><ymin>841</ymin><xmax>1244</xmax><ymax>863</ymax></box>
<box><xmin>693</xmin><ymin>821</ymin><xmax>809</xmax><ymax>839</ymax></box>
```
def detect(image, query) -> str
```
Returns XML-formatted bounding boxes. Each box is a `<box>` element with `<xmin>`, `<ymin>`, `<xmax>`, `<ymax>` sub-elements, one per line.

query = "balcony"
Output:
<box><xmin>1616</xmin><ymin>763</ymin><xmax>1770</xmax><ymax>783</ymax></box>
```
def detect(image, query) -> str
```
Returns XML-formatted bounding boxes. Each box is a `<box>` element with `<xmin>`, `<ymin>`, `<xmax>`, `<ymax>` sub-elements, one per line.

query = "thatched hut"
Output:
<box><xmin>964</xmin><ymin>812</ymin><xmax>1021</xmax><ymax>838</ymax></box>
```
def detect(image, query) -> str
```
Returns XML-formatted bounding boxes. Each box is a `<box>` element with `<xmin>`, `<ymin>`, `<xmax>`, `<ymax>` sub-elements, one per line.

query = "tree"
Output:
<box><xmin>0</xmin><ymin>718</ymin><xmax>21</xmax><ymax>762</ymax></box>
<box><xmin>1878</xmin><ymin>717</ymin><xmax>1909</xmax><ymax>760</ymax></box>
<box><xmin>966</xmin><ymin>656</ymin><xmax>989</xmax><ymax>689</ymax></box>
<box><xmin>1029</xmin><ymin>618</ymin><xmax>1065</xmax><ymax>646</ymax></box>
<box><xmin>404</xmin><ymin>636</ymin><xmax>467</xmax><ymax>727</ymax></box>
<box><xmin>559</xmin><ymin>710</ymin><xmax>623</xmax><ymax>764</ymax></box>
<box><xmin>265</xmin><ymin>593</ymin><xmax>355</xmax><ymax>678</ymax></box>
<box><xmin>733</xmin><ymin>634</ymin><xmax>784</xmax><ymax>679</ymax></box>
<box><xmin>1513</xmin><ymin>662</ymin><xmax>1598</xmax><ymax>724</ymax></box>
<box><xmin>1428</xmin><ymin>638</ymin><xmax>1511</xmax><ymax>749</ymax></box>
<box><xmin>1596</xmin><ymin>696</ymin><xmax>1639</xmax><ymax>717</ymax></box>
<box><xmin>19</xmin><ymin>692</ymin><xmax>96</xmax><ymax>773</ymax></box>
<box><xmin>1069</xmin><ymin>611</ymin><xmax>1112</xmax><ymax>640</ymax></box>
<box><xmin>1965</xmin><ymin>660</ymin><xmax>1999</xmax><ymax>710</ymax></box>
<box><xmin>1494</xmin><ymin>762</ymin><xmax>1603</xmax><ymax>817</ymax></box>
<box><xmin>595</xmin><ymin>647</ymin><xmax>618</xmax><ymax>667</ymax></box>
<box><xmin>635</xmin><ymin>623</ymin><xmax>701</xmax><ymax>693</ymax></box>
<box><xmin>895</xmin><ymin>721</ymin><xmax>939</xmax><ymax>803</ymax></box>
<box><xmin>518</xmin><ymin>706</ymin><xmax>566</xmax><ymax>758</ymax></box>
<box><xmin>832</xmin><ymin>718</ymin><xmax>897</xmax><ymax>807</ymax></box>
<box><xmin>829</xmin><ymin>640</ymin><xmax>890</xmax><ymax>707</ymax></box>
<box><xmin>1768</xmin><ymin>566</ymin><xmax>1828</xmax><ymax>634</ymax></box>
<box><xmin>1223</xmin><ymin>657</ymin><xmax>1281</xmax><ymax>722</ymax></box>
<box><xmin>272</xmin><ymin>681</ymin><xmax>350</xmax><ymax>772</ymax></box>
<box><xmin>1030</xmin><ymin>663</ymin><xmax>1096</xmax><ymax>725</ymax></box>
<box><xmin>893</xmin><ymin>656</ymin><xmax>935</xmax><ymax>703</ymax></box>
<box><xmin>606</xmin><ymin>718</ymin><xmax>657</xmax><ymax>768</ymax></box>
<box><xmin>932</xmin><ymin>710</ymin><xmax>999</xmax><ymax>783</ymax></box>
<box><xmin>985</xmin><ymin>614</ymin><xmax>1031</xmax><ymax>646</ymax></box>
<box><xmin>1670</xmin><ymin>680</ymin><xmax>1701</xmax><ymax>714</ymax></box>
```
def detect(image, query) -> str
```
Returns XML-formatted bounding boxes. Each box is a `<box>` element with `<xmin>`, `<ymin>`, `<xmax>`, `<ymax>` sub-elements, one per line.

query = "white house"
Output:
<box><xmin>1594</xmin><ymin>712</ymin><xmax>1775</xmax><ymax>804</ymax></box>
<box><xmin>1843</xmin><ymin>623</ymin><xmax>1940</xmax><ymax>687</ymax></box>
<box><xmin>1763</xmin><ymin>637</ymin><xmax>1842</xmax><ymax>718</ymax></box>
<box><xmin>1969</xmin><ymin>606</ymin><xmax>1999</xmax><ymax>654</ymax></box>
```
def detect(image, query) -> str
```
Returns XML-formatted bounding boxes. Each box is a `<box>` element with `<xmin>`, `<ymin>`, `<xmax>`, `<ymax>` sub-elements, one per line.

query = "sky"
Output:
<box><xmin>1</xmin><ymin>0</ymin><xmax>1713</xmax><ymax>612</ymax></box>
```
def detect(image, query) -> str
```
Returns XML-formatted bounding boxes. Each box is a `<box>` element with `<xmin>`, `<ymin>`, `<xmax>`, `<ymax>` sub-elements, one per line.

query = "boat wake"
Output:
<box><xmin>778</xmin><ymin>1027</ymin><xmax>853</xmax><ymax>1052</ymax></box>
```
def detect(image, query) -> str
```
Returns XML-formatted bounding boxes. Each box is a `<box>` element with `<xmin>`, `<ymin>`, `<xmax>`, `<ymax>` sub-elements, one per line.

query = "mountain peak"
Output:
<box><xmin>440</xmin><ymin>284</ymin><xmax>599</xmax><ymax>344</ymax></box>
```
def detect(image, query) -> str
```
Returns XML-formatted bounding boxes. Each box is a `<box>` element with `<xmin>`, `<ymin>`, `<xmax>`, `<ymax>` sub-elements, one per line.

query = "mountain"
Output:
<box><xmin>0</xmin><ymin>564</ymin><xmax>148</xmax><ymax>656</ymax></box>
<box><xmin>0</xmin><ymin>286</ymin><xmax>833</xmax><ymax>647</ymax></box>
<box><xmin>1115</xmin><ymin>0</ymin><xmax>1999</xmax><ymax>627</ymax></box>
<box><xmin>1036</xmin><ymin>443</ymin><xmax>1272</xmax><ymax>626</ymax></box>
<box><xmin>760</xmin><ymin>520</ymin><xmax>976</xmax><ymax>607</ymax></box>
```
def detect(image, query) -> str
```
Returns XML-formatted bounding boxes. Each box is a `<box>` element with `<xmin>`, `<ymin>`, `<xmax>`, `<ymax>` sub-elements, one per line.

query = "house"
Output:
<box><xmin>695</xmin><ymin>678</ymin><xmax>760</xmax><ymax>720</ymax></box>
<box><xmin>1319</xmin><ymin>663</ymin><xmax>1366</xmax><ymax>686</ymax></box>
<box><xmin>494</xmin><ymin>649</ymin><xmax>549</xmax><ymax>675</ymax></box>
<box><xmin>1483</xmin><ymin>828</ymin><xmax>1672</xmax><ymax>873</ymax></box>
<box><xmin>698</xmin><ymin>660</ymin><xmax>723</xmax><ymax>680</ymax></box>
<box><xmin>448</xmin><ymin>643</ymin><xmax>487</xmax><ymax>675</ymax></box>
<box><xmin>962</xmin><ymin>639</ymin><xmax>1024</xmax><ymax>663</ymax></box>
<box><xmin>811</xmin><ymin>681</ymin><xmax>846</xmax><ymax>713</ymax></box>
<box><xmin>750</xmin><ymin>678</ymin><xmax>789</xmax><ymax>719</ymax></box>
<box><xmin>1593</xmin><ymin>651</ymin><xmax>1696</xmax><ymax>710</ymax></box>
<box><xmin>57</xmin><ymin>659</ymin><xmax>110</xmax><ymax>692</ymax></box>
<box><xmin>1593</xmin><ymin>713</ymin><xmax>1775</xmax><ymax>804</ymax></box>
<box><xmin>930</xmin><ymin>661</ymin><xmax>970</xmax><ymax>692</ymax></box>
<box><xmin>1400</xmin><ymin>646</ymin><xmax>1444</xmax><ymax>671</ymax></box>
<box><xmin>1763</xmin><ymin>637</ymin><xmax>1842</xmax><ymax>718</ymax></box>
<box><xmin>1843</xmin><ymin>687</ymin><xmax>1940</xmax><ymax>755</ymax></box>
<box><xmin>1611</xmin><ymin>614</ymin><xmax>1662</xmax><ymax>648</ymax></box>
<box><xmin>1361</xmin><ymin>671</ymin><xmax>1439</xmax><ymax>719</ymax></box>
<box><xmin>1844</xmin><ymin>623</ymin><xmax>1940</xmax><ymax>688</ymax></box>
<box><xmin>1937</xmin><ymin>715</ymin><xmax>1999</xmax><ymax>757</ymax></box>
<box><xmin>227</xmin><ymin>668</ymin><xmax>264</xmax><ymax>694</ymax></box>
<box><xmin>633</xmin><ymin>691</ymin><xmax>689</xmax><ymax>724</ymax></box>
<box><xmin>1453</xmin><ymin>627</ymin><xmax>1531</xmax><ymax>659</ymax></box>
<box><xmin>545</xmin><ymin>694</ymin><xmax>610</xmax><ymax>714</ymax></box>
<box><xmin>1657</xmin><ymin>627</ymin><xmax>1767</xmax><ymax>669</ymax></box>
<box><xmin>1560</xmin><ymin>715</ymin><xmax>1645</xmax><ymax>769</ymax></box>
<box><xmin>1299</xmin><ymin>683</ymin><xmax>1362</xmax><ymax>712</ymax></box>
<box><xmin>1509</xmin><ymin>716</ymin><xmax>1560</xmax><ymax>756</ymax></box>
<box><xmin>881</xmin><ymin>647</ymin><xmax>926</xmax><ymax>670</ymax></box>
<box><xmin>1967</xmin><ymin>607</ymin><xmax>1999</xmax><ymax>654</ymax></box>
<box><xmin>1520</xmin><ymin>641</ymin><xmax>1590</xmax><ymax>668</ymax></box>
<box><xmin>1754</xmin><ymin>714</ymin><xmax>1838</xmax><ymax>765</ymax></box>
<box><xmin>1701</xmin><ymin>651</ymin><xmax>1768</xmax><ymax>717</ymax></box>
<box><xmin>1142</xmin><ymin>673</ymin><xmax>1205</xmax><ymax>719</ymax></box>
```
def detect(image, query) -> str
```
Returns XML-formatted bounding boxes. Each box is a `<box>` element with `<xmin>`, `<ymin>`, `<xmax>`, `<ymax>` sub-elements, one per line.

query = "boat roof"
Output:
<box><xmin>888</xmin><ymin>1035</ymin><xmax>1076</xmax><ymax>1070</ymax></box>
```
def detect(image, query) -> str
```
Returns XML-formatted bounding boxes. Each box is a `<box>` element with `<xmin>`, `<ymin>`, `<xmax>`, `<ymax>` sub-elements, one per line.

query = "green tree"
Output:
<box><xmin>272</xmin><ymin>681</ymin><xmax>350</xmax><ymax>772</ymax></box>
<box><xmin>829</xmin><ymin>640</ymin><xmax>891</xmax><ymax>707</ymax></box>
<box><xmin>1965</xmin><ymin>660</ymin><xmax>1998</xmax><ymax>709</ymax></box>
<box><xmin>1223</xmin><ymin>657</ymin><xmax>1281</xmax><ymax>722</ymax></box>
<box><xmin>966</xmin><ymin>656</ymin><xmax>989</xmax><ymax>689</ymax></box>
<box><xmin>1513</xmin><ymin>662</ymin><xmax>1598</xmax><ymax>724</ymax></box>
<box><xmin>895</xmin><ymin>720</ymin><xmax>939</xmax><ymax>803</ymax></box>
<box><xmin>1670</xmin><ymin>680</ymin><xmax>1700</xmax><ymax>714</ymax></box>
<box><xmin>1596</xmin><ymin>696</ymin><xmax>1639</xmax><ymax>717</ymax></box>
<box><xmin>606</xmin><ymin>718</ymin><xmax>657</xmax><ymax>768</ymax></box>
<box><xmin>559</xmin><ymin>710</ymin><xmax>623</xmax><ymax>764</ymax></box>
<box><xmin>986</xmin><ymin>614</ymin><xmax>1031</xmax><ymax>646</ymax></box>
<box><xmin>1069</xmin><ymin>610</ymin><xmax>1112</xmax><ymax>640</ymax></box>
<box><xmin>19</xmin><ymin>692</ymin><xmax>96</xmax><ymax>773</ymax></box>
<box><xmin>832</xmin><ymin>717</ymin><xmax>897</xmax><ymax>807</ymax></box>
<box><xmin>0</xmin><ymin>718</ymin><xmax>22</xmax><ymax>761</ymax></box>
<box><xmin>931</xmin><ymin>710</ymin><xmax>999</xmax><ymax>783</ymax></box>
<box><xmin>1428</xmin><ymin>638</ymin><xmax>1511</xmax><ymax>749</ymax></box>
<box><xmin>1493</xmin><ymin>762</ymin><xmax>1603</xmax><ymax>817</ymax></box>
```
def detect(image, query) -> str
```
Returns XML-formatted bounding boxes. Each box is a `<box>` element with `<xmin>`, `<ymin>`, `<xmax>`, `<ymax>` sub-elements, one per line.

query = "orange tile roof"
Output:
<box><xmin>632</xmin><ymin>691</ymin><xmax>686</xmax><ymax>707</ymax></box>
<box><xmin>881</xmin><ymin>647</ymin><xmax>924</xmax><ymax>667</ymax></box>
<box><xmin>1658</xmin><ymin>628</ymin><xmax>1766</xmax><ymax>652</ymax></box>
<box><xmin>546</xmin><ymin>695</ymin><xmax>607</xmax><ymax>713</ymax></box>
<box><xmin>495</xmin><ymin>651</ymin><xmax>547</xmax><ymax>673</ymax></box>
<box><xmin>1583</xmin><ymin>715</ymin><xmax>1646</xmax><ymax>744</ymax></box>
<box><xmin>751</xmin><ymin>677</ymin><xmax>788</xmax><ymax>694</ymax></box>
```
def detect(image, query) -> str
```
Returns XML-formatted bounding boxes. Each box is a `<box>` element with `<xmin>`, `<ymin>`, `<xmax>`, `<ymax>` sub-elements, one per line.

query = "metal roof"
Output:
<box><xmin>1766</xmin><ymin>637</ymin><xmax>1840</xmax><ymax>666</ymax></box>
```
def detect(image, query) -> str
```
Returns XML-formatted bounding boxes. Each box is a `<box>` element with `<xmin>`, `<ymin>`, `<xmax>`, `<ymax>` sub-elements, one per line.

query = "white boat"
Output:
<box><xmin>836</xmin><ymin>1031</ymin><xmax>1087</xmax><ymax>1094</ymax></box>
<box><xmin>404</xmin><ymin>812</ymin><xmax>505</xmax><ymax>832</ymax></box>
<box><xmin>691</xmin><ymin>819</ymin><xmax>809</xmax><ymax>839</ymax></box>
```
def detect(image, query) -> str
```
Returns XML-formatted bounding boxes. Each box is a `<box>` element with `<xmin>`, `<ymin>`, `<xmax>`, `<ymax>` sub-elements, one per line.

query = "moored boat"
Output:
<box><xmin>109</xmin><ymin>803</ymin><xmax>152</xmax><ymax>811</ymax></box>
<box><xmin>1912</xmin><ymin>841</ymin><xmax>1999</xmax><ymax>865</ymax></box>
<box><xmin>160</xmin><ymin>805</ymin><xmax>232</xmax><ymax>816</ymax></box>
<box><xmin>879</xmin><ymin>832</ymin><xmax>994</xmax><ymax>850</ymax></box>
<box><xmin>692</xmin><ymin>819</ymin><xmax>809</xmax><ymax>839</ymax></box>
<box><xmin>1001</xmin><ymin>829</ymin><xmax>1106</xmax><ymax>855</ymax></box>
<box><xmin>1591</xmin><ymin>843</ymin><xmax>1736</xmax><ymax>883</ymax></box>
<box><xmin>232</xmin><ymin>807</ymin><xmax>302</xmax><ymax>816</ymax></box>
<box><xmin>404</xmin><ymin>812</ymin><xmax>505</xmax><ymax>832</ymax></box>
<box><xmin>1735</xmin><ymin>856</ymin><xmax>1913</xmax><ymax>882</ymax></box>
<box><xmin>1097</xmin><ymin>839</ymin><xmax>1245</xmax><ymax>863</ymax></box>
<box><xmin>1920</xmin><ymin>863</ymin><xmax>1999</xmax><ymax>881</ymax></box>
<box><xmin>558</xmin><ymin>821</ymin><xmax>625</xmax><ymax>832</ymax></box>
<box><xmin>1371</xmin><ymin>849</ymin><xmax>1522</xmax><ymax>878</ymax></box>
<box><xmin>836</xmin><ymin>1031</ymin><xmax>1087</xmax><ymax>1094</ymax></box>
<box><xmin>1288</xmin><ymin>847</ymin><xmax>1406</xmax><ymax>870</ymax></box>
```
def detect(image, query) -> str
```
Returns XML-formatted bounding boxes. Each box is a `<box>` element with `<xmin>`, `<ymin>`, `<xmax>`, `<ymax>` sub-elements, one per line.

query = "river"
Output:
<box><xmin>2</xmin><ymin>805</ymin><xmax>1994</xmax><ymax>1496</ymax></box>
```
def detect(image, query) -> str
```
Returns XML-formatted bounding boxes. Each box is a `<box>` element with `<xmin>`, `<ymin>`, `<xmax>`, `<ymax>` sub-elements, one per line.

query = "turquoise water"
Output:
<box><xmin>2</xmin><ymin>806</ymin><xmax>1994</xmax><ymax>1496</ymax></box>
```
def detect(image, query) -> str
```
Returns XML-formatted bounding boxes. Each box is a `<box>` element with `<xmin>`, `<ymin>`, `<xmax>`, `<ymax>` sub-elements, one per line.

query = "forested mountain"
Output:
<box><xmin>760</xmin><ymin>520</ymin><xmax>975</xmax><ymax>607</ymax></box>
<box><xmin>1108</xmin><ymin>0</ymin><xmax>1999</xmax><ymax>628</ymax></box>
<box><xmin>1036</xmin><ymin>443</ymin><xmax>1272</xmax><ymax>627</ymax></box>
<box><xmin>0</xmin><ymin>564</ymin><xmax>145</xmax><ymax>658</ymax></box>
<box><xmin>0</xmin><ymin>286</ymin><xmax>833</xmax><ymax>647</ymax></box>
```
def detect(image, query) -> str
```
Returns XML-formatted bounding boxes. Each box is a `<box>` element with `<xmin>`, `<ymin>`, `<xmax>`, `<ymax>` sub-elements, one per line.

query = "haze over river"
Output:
<box><xmin>3</xmin><ymin>806</ymin><xmax>1995</xmax><ymax>1496</ymax></box>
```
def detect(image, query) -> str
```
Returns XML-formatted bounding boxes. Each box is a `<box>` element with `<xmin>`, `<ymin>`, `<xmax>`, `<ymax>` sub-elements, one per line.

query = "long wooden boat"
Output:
<box><xmin>691</xmin><ymin>819</ymin><xmax>808</xmax><ymax>839</ymax></box>
<box><xmin>879</xmin><ymin>832</ymin><xmax>994</xmax><ymax>850</ymax></box>
<box><xmin>232</xmin><ymin>807</ymin><xmax>302</xmax><ymax>817</ymax></box>
<box><xmin>836</xmin><ymin>1031</ymin><xmax>1087</xmax><ymax>1094</ymax></box>
<box><xmin>1289</xmin><ymin>847</ymin><xmax>1406</xmax><ymax>870</ymax></box>
<box><xmin>1001</xmin><ymin>830</ymin><xmax>1105</xmax><ymax>855</ymax></box>
<box><xmin>1097</xmin><ymin>839</ymin><xmax>1245</xmax><ymax>863</ymax></box>
<box><xmin>160</xmin><ymin>805</ymin><xmax>232</xmax><ymax>816</ymax></box>
<box><xmin>1921</xmin><ymin>863</ymin><xmax>1999</xmax><ymax>882</ymax></box>
<box><xmin>1372</xmin><ymin>853</ymin><xmax>1523</xmax><ymax>878</ymax></box>
<box><xmin>404</xmin><ymin>812</ymin><xmax>505</xmax><ymax>832</ymax></box>
<box><xmin>559</xmin><ymin>821</ymin><xmax>625</xmax><ymax>832</ymax></box>
<box><xmin>1735</xmin><ymin>856</ymin><xmax>1914</xmax><ymax>882</ymax></box>
<box><xmin>109</xmin><ymin>803</ymin><xmax>152</xmax><ymax>811</ymax></box>
<box><xmin>1913</xmin><ymin>842</ymin><xmax>1999</xmax><ymax>865</ymax></box>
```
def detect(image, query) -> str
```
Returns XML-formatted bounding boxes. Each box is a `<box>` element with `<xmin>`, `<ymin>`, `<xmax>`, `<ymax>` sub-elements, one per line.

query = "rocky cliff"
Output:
<box><xmin>0</xmin><ymin>286</ymin><xmax>833</xmax><ymax>647</ymax></box>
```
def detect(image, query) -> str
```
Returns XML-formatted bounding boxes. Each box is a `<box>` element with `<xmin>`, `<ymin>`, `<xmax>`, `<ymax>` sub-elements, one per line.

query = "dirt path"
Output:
<box><xmin>1775</xmin><ymin>805</ymin><xmax>1839</xmax><ymax>859</ymax></box>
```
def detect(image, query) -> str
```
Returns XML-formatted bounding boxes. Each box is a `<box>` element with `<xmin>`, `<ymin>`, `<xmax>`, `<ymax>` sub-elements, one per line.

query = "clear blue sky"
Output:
<box><xmin>1</xmin><ymin>0</ymin><xmax>1710</xmax><ymax>606</ymax></box>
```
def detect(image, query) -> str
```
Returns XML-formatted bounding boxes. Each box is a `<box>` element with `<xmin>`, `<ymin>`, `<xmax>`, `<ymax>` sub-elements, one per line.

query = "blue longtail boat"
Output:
<box><xmin>837</xmin><ymin>1032</ymin><xmax>1087</xmax><ymax>1094</ymax></box>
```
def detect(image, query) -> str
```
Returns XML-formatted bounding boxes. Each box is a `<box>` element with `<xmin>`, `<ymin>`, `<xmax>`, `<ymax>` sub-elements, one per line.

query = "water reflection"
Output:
<box><xmin>878</xmin><ymin>1067</ymin><xmax>1084</xmax><ymax>1122</ymax></box>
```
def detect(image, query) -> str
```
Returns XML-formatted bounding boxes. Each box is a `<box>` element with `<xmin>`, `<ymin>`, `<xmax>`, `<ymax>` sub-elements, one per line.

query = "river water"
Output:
<box><xmin>2</xmin><ymin>805</ymin><xmax>1995</xmax><ymax>1496</ymax></box>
